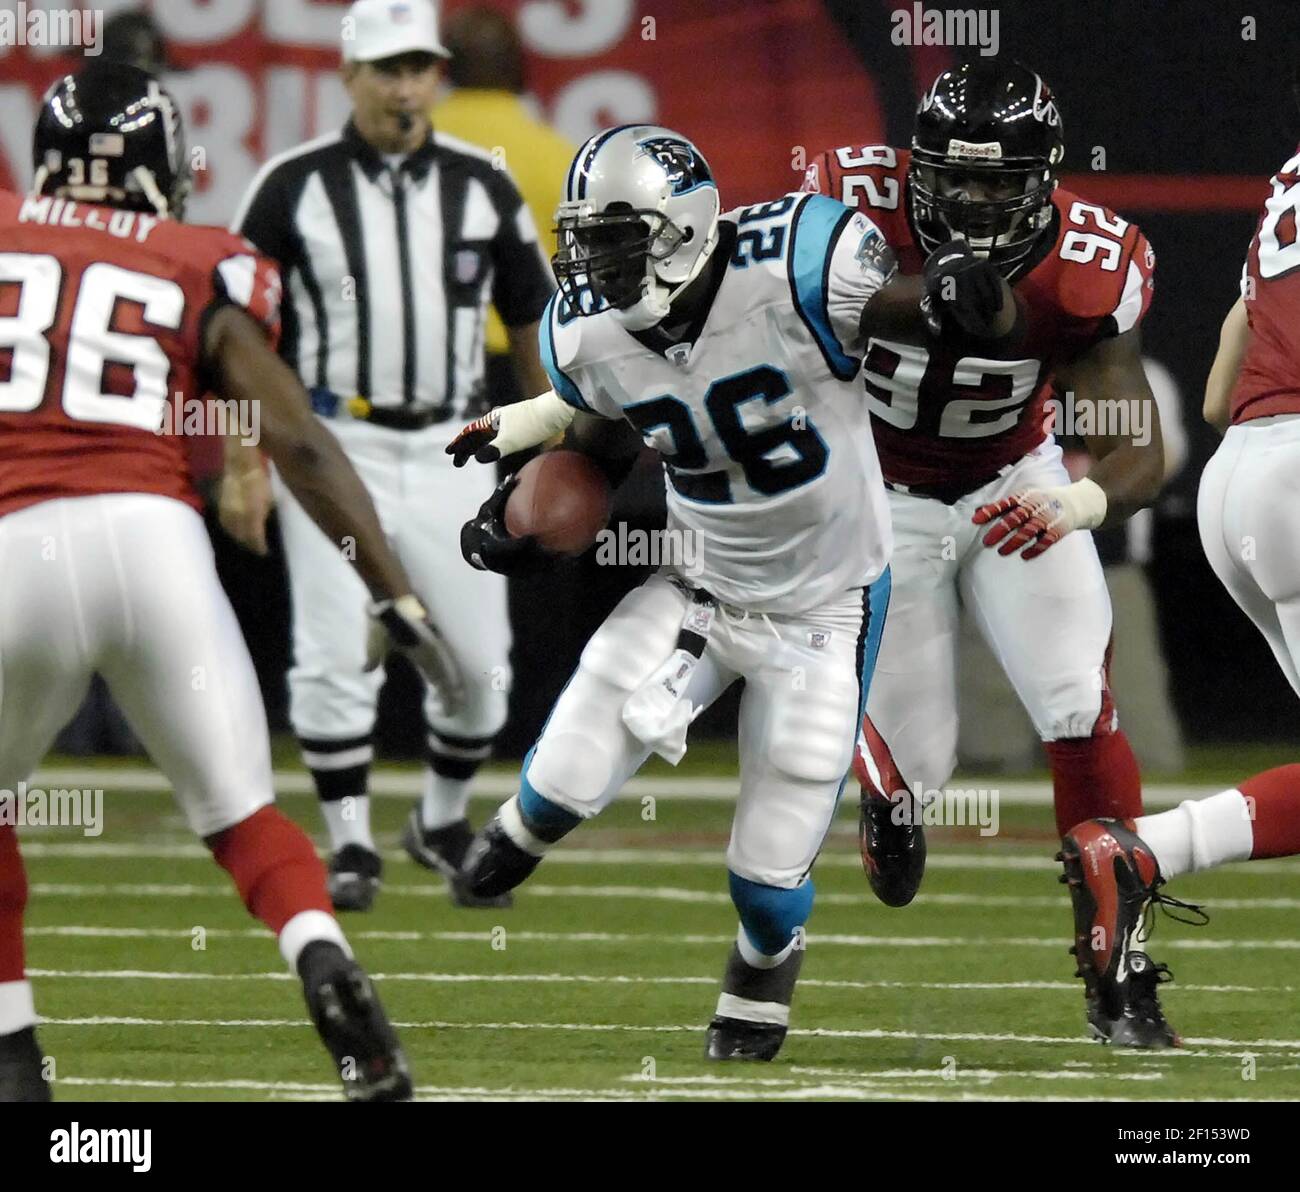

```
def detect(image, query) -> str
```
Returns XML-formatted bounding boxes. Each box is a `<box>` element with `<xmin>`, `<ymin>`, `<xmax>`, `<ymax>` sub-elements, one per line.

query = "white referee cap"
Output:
<box><xmin>342</xmin><ymin>0</ymin><xmax>450</xmax><ymax>62</ymax></box>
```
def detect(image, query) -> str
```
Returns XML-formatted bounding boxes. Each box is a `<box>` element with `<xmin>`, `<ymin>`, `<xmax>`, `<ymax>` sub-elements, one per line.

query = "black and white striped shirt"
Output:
<box><xmin>233</xmin><ymin>120</ymin><xmax>552</xmax><ymax>418</ymax></box>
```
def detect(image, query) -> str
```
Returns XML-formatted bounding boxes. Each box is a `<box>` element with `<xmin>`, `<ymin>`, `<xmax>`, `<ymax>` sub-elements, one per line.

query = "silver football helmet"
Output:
<box><xmin>553</xmin><ymin>125</ymin><xmax>721</xmax><ymax>329</ymax></box>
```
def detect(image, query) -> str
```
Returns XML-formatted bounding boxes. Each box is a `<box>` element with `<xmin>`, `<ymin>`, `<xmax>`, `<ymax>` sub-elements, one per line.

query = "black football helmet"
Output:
<box><xmin>32</xmin><ymin>61</ymin><xmax>190</xmax><ymax>219</ymax></box>
<box><xmin>909</xmin><ymin>60</ymin><xmax>1064</xmax><ymax>272</ymax></box>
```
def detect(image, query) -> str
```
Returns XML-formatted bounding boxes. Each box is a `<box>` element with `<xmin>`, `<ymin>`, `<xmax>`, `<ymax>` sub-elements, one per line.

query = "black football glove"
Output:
<box><xmin>921</xmin><ymin>238</ymin><xmax>1007</xmax><ymax>340</ymax></box>
<box><xmin>460</xmin><ymin>473</ymin><xmax>548</xmax><ymax>575</ymax></box>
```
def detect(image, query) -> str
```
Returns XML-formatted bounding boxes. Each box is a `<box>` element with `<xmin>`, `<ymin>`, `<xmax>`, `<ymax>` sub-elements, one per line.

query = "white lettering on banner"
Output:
<box><xmin>261</xmin><ymin>69</ymin><xmax>351</xmax><ymax>163</ymax></box>
<box><xmin>552</xmin><ymin>71</ymin><xmax>656</xmax><ymax>143</ymax></box>
<box><xmin>264</xmin><ymin>0</ymin><xmax>348</xmax><ymax>48</ymax></box>
<box><xmin>166</xmin><ymin>65</ymin><xmax>256</xmax><ymax>226</ymax></box>
<box><xmin>0</xmin><ymin>83</ymin><xmax>36</xmax><ymax>190</ymax></box>
<box><xmin>519</xmin><ymin>0</ymin><xmax>635</xmax><ymax>57</ymax></box>
<box><xmin>152</xmin><ymin>0</ymin><xmax>255</xmax><ymax>44</ymax></box>
<box><xmin>0</xmin><ymin>6</ymin><xmax>660</xmax><ymax>224</ymax></box>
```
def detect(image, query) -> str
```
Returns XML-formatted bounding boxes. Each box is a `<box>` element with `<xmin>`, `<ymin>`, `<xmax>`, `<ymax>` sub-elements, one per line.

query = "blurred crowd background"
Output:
<box><xmin>2</xmin><ymin>0</ymin><xmax>1296</xmax><ymax>765</ymax></box>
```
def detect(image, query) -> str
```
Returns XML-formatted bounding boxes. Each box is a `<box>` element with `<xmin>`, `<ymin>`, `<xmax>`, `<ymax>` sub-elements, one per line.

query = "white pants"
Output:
<box><xmin>865</xmin><ymin>440</ymin><xmax>1114</xmax><ymax>793</ymax></box>
<box><xmin>1198</xmin><ymin>416</ymin><xmax>1300</xmax><ymax>697</ymax></box>
<box><xmin>274</xmin><ymin>417</ymin><xmax>510</xmax><ymax>757</ymax></box>
<box><xmin>0</xmin><ymin>494</ymin><xmax>273</xmax><ymax>836</ymax></box>
<box><xmin>524</xmin><ymin>571</ymin><xmax>888</xmax><ymax>887</ymax></box>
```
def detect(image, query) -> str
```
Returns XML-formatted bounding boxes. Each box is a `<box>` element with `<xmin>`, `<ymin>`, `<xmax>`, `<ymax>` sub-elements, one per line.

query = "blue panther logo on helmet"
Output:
<box><xmin>637</xmin><ymin>136</ymin><xmax>713</xmax><ymax>196</ymax></box>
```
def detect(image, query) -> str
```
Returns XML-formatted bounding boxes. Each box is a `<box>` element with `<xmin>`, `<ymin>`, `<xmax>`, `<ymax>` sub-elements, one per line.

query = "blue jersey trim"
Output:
<box><xmin>787</xmin><ymin>194</ymin><xmax>860</xmax><ymax>382</ymax></box>
<box><xmin>539</xmin><ymin>294</ymin><xmax>591</xmax><ymax>412</ymax></box>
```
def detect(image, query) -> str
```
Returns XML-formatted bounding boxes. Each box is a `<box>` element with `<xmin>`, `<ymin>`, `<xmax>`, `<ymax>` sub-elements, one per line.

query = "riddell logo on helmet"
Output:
<box><xmin>946</xmin><ymin>139</ymin><xmax>1003</xmax><ymax>161</ymax></box>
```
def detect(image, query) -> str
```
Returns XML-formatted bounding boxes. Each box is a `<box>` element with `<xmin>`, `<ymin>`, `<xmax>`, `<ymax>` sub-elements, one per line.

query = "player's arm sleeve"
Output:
<box><xmin>197</xmin><ymin>247</ymin><xmax>284</xmax><ymax>388</ymax></box>
<box><xmin>1106</xmin><ymin>229</ymin><xmax>1155</xmax><ymax>337</ymax></box>
<box><xmin>537</xmin><ymin>292</ymin><xmax>610</xmax><ymax>418</ymax></box>
<box><xmin>788</xmin><ymin>194</ymin><xmax>897</xmax><ymax>379</ymax></box>
<box><xmin>488</xmin><ymin>168</ymin><xmax>555</xmax><ymax>328</ymax></box>
<box><xmin>798</xmin><ymin>150</ymin><xmax>836</xmax><ymax>196</ymax></box>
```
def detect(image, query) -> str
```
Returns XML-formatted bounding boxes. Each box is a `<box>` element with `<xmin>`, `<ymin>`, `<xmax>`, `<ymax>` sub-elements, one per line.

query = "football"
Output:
<box><xmin>504</xmin><ymin>449</ymin><xmax>612</xmax><ymax>555</ymax></box>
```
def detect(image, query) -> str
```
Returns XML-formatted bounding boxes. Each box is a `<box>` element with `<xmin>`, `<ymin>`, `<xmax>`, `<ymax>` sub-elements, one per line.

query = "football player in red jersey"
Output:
<box><xmin>1056</xmin><ymin>145</ymin><xmax>1300</xmax><ymax>1048</ymax></box>
<box><xmin>0</xmin><ymin>63</ymin><xmax>463</xmax><ymax>1101</ymax></box>
<box><xmin>805</xmin><ymin>61</ymin><xmax>1165</xmax><ymax>915</ymax></box>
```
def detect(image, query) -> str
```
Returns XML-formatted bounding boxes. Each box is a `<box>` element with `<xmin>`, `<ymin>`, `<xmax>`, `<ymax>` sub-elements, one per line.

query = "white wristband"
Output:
<box><xmin>1049</xmin><ymin>476</ymin><xmax>1108</xmax><ymax>532</ymax></box>
<box><xmin>491</xmin><ymin>389</ymin><xmax>577</xmax><ymax>455</ymax></box>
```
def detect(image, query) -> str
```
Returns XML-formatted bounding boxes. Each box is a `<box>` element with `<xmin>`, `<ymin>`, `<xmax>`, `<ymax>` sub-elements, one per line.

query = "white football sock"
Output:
<box><xmin>278</xmin><ymin>910</ymin><xmax>351</xmax><ymax>971</ymax></box>
<box><xmin>499</xmin><ymin>795</ymin><xmax>551</xmax><ymax>857</ymax></box>
<box><xmin>1134</xmin><ymin>788</ymin><xmax>1254</xmax><ymax>882</ymax></box>
<box><xmin>0</xmin><ymin>979</ymin><xmax>37</xmax><ymax>1035</ymax></box>
<box><xmin>420</xmin><ymin>768</ymin><xmax>473</xmax><ymax>831</ymax></box>
<box><xmin>321</xmin><ymin>796</ymin><xmax>375</xmax><ymax>852</ymax></box>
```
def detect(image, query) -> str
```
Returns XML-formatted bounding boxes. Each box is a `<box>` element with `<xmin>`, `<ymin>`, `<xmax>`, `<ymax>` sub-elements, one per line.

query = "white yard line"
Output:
<box><xmin>29</xmin><ymin>766</ymin><xmax>1230</xmax><ymax>807</ymax></box>
<box><xmin>21</xmin><ymin>840</ymin><xmax>1300</xmax><ymax>879</ymax></box>
<box><xmin>37</xmin><ymin>1014</ymin><xmax>1300</xmax><ymax>1053</ymax></box>
<box><xmin>26</xmin><ymin>878</ymin><xmax>1300</xmax><ymax>924</ymax></box>
<box><xmin>49</xmin><ymin>1075</ymin><xmax>1187</xmax><ymax>1102</ymax></box>
<box><xmin>23</xmin><ymin>965</ymin><xmax>1291</xmax><ymax>995</ymax></box>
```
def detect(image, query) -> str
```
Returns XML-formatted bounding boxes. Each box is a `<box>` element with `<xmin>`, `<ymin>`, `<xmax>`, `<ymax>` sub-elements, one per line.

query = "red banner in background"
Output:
<box><xmin>0</xmin><ymin>0</ymin><xmax>887</xmax><ymax>225</ymax></box>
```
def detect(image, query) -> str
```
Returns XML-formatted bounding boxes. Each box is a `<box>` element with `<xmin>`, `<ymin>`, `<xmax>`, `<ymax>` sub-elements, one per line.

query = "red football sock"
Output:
<box><xmin>207</xmin><ymin>805</ymin><xmax>332</xmax><ymax>936</ymax></box>
<box><xmin>1043</xmin><ymin>730</ymin><xmax>1143</xmax><ymax>837</ymax></box>
<box><xmin>0</xmin><ymin>825</ymin><xmax>28</xmax><ymax>983</ymax></box>
<box><xmin>853</xmin><ymin>714</ymin><xmax>908</xmax><ymax>801</ymax></box>
<box><xmin>1237</xmin><ymin>765</ymin><xmax>1300</xmax><ymax>859</ymax></box>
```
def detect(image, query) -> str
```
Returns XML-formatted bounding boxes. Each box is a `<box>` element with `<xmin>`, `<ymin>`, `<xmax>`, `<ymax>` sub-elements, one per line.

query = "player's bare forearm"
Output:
<box><xmin>859</xmin><ymin>269</ymin><xmax>1023</xmax><ymax>352</ymax></box>
<box><xmin>859</xmin><ymin>273</ymin><xmax>928</xmax><ymax>340</ymax></box>
<box><xmin>1060</xmin><ymin>327</ymin><xmax>1165</xmax><ymax>526</ymax></box>
<box><xmin>204</xmin><ymin>305</ymin><xmax>414</xmax><ymax>601</ymax></box>
<box><xmin>506</xmin><ymin>319</ymin><xmax>551</xmax><ymax>400</ymax></box>
<box><xmin>1204</xmin><ymin>296</ymin><xmax>1248</xmax><ymax>434</ymax></box>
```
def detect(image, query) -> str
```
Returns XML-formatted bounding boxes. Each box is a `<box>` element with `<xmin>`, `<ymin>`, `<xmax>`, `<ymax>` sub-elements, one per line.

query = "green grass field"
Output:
<box><xmin>17</xmin><ymin>750</ymin><xmax>1300</xmax><ymax>1102</ymax></box>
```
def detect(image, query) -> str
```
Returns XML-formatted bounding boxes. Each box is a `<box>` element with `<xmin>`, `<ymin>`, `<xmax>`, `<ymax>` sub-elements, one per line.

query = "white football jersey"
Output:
<box><xmin>541</xmin><ymin>192</ymin><xmax>895</xmax><ymax>614</ymax></box>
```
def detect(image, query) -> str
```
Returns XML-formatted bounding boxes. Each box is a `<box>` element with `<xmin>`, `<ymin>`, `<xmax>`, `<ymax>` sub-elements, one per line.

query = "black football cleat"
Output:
<box><xmin>705</xmin><ymin>942</ymin><xmax>802</xmax><ymax>1062</ymax></box>
<box><xmin>401</xmin><ymin>808</ymin><xmax>512</xmax><ymax>909</ymax></box>
<box><xmin>458</xmin><ymin>814</ymin><xmax>542</xmax><ymax>900</ymax></box>
<box><xmin>859</xmin><ymin>790</ymin><xmax>927</xmax><ymax>908</ymax></box>
<box><xmin>1105</xmin><ymin>951</ymin><xmax>1180</xmax><ymax>1049</ymax></box>
<box><xmin>327</xmin><ymin>843</ymin><xmax>382</xmax><ymax>913</ymax></box>
<box><xmin>855</xmin><ymin>715</ymin><xmax>925</xmax><ymax>906</ymax></box>
<box><xmin>298</xmin><ymin>941</ymin><xmax>412</xmax><ymax>1102</ymax></box>
<box><xmin>0</xmin><ymin>1026</ymin><xmax>53</xmax><ymax>1102</ymax></box>
<box><xmin>705</xmin><ymin>1016</ymin><xmax>787</xmax><ymax>1062</ymax></box>
<box><xmin>1058</xmin><ymin>818</ymin><xmax>1204</xmax><ymax>1049</ymax></box>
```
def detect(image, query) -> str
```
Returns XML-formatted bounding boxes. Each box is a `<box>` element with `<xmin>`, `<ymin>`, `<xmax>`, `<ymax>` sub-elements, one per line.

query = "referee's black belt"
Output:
<box><xmin>309</xmin><ymin>388</ymin><xmax>452</xmax><ymax>431</ymax></box>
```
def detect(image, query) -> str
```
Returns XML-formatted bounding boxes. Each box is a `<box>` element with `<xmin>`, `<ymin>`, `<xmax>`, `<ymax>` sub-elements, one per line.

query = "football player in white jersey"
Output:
<box><xmin>444</xmin><ymin>125</ymin><xmax>1016</xmax><ymax>1060</ymax></box>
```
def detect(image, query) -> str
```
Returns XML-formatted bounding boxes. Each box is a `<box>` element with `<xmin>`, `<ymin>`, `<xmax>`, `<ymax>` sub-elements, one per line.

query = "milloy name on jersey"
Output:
<box><xmin>540</xmin><ymin>191</ymin><xmax>896</xmax><ymax>614</ymax></box>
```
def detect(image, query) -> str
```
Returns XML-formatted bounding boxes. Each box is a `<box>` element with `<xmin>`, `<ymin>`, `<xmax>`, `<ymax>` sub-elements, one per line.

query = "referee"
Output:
<box><xmin>229</xmin><ymin>0</ymin><xmax>553</xmax><ymax>911</ymax></box>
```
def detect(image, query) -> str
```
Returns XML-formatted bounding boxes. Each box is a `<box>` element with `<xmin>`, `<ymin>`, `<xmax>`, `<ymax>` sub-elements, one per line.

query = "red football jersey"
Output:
<box><xmin>1231</xmin><ymin>146</ymin><xmax>1300</xmax><ymax>424</ymax></box>
<box><xmin>802</xmin><ymin>146</ymin><xmax>1155</xmax><ymax>489</ymax></box>
<box><xmin>0</xmin><ymin>190</ymin><xmax>280</xmax><ymax>519</ymax></box>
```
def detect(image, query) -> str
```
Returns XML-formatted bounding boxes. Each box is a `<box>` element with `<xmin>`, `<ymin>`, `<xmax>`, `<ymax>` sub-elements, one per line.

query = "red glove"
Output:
<box><xmin>972</xmin><ymin>478</ymin><xmax>1108</xmax><ymax>560</ymax></box>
